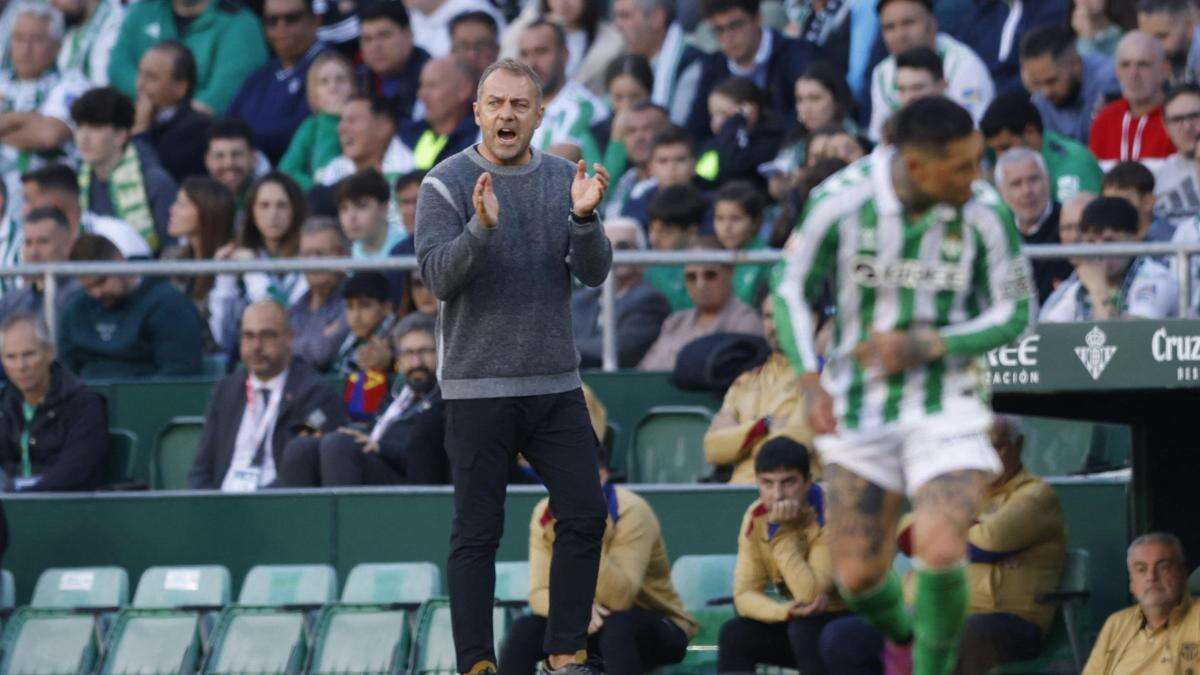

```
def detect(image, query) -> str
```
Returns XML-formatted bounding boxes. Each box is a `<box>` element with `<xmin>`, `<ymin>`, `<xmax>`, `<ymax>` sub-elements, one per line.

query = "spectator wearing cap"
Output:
<box><xmin>276</xmin><ymin>313</ymin><xmax>448</xmax><ymax>486</ymax></box>
<box><xmin>638</xmin><ymin>240</ymin><xmax>763</xmax><ymax>371</ymax></box>
<box><xmin>687</xmin><ymin>0</ymin><xmax>814</xmax><ymax>144</ymax></box>
<box><xmin>981</xmin><ymin>91</ymin><xmax>1104</xmax><ymax>205</ymax></box>
<box><xmin>20</xmin><ymin>163</ymin><xmax>152</xmax><ymax>260</ymax></box>
<box><xmin>228</xmin><ymin>0</ymin><xmax>329</xmax><ymax>165</ymax></box>
<box><xmin>71</xmin><ymin>86</ymin><xmax>178</xmax><ymax>254</ymax></box>
<box><xmin>289</xmin><ymin>217</ymin><xmax>351</xmax><ymax>372</ymax></box>
<box><xmin>131</xmin><ymin>41</ymin><xmax>212</xmax><ymax>183</ymax></box>
<box><xmin>571</xmin><ymin>218</ymin><xmax>670</xmax><ymax>369</ymax></box>
<box><xmin>399</xmin><ymin>57</ymin><xmax>479</xmax><ymax>172</ymax></box>
<box><xmin>187</xmin><ymin>300</ymin><xmax>345</xmax><ymax>491</ymax></box>
<box><xmin>867</xmin><ymin>0</ymin><xmax>994</xmax><ymax>142</ymax></box>
<box><xmin>449</xmin><ymin>10</ymin><xmax>501</xmax><ymax>81</ymax></box>
<box><xmin>1089</xmin><ymin>31</ymin><xmax>1177</xmax><ymax>172</ymax></box>
<box><xmin>1019</xmin><ymin>24</ymin><xmax>1120</xmax><ymax>145</ymax></box>
<box><xmin>0</xmin><ymin>207</ymin><xmax>83</xmax><ymax>323</ymax></box>
<box><xmin>58</xmin><ymin>234</ymin><xmax>205</xmax><ymax>378</ymax></box>
<box><xmin>358</xmin><ymin>1</ymin><xmax>430</xmax><ymax>124</ymax></box>
<box><xmin>408</xmin><ymin>0</ymin><xmax>504</xmax><ymax>60</ymax></box>
<box><xmin>107</xmin><ymin>0</ymin><xmax>269</xmax><ymax>114</ymax></box>
<box><xmin>611</xmin><ymin>0</ymin><xmax>705</xmax><ymax>125</ymax></box>
<box><xmin>0</xmin><ymin>313</ymin><xmax>109</xmax><ymax>492</ymax></box>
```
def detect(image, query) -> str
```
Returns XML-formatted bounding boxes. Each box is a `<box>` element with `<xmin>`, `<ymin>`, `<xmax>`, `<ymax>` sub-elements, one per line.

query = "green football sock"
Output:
<box><xmin>913</xmin><ymin>563</ymin><xmax>968</xmax><ymax>675</ymax></box>
<box><xmin>838</xmin><ymin>570</ymin><xmax>913</xmax><ymax>644</ymax></box>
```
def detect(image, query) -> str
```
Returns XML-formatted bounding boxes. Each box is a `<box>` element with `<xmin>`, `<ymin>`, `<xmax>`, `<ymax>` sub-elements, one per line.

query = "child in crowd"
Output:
<box><xmin>712</xmin><ymin>180</ymin><xmax>771</xmax><ymax>306</ymax></box>
<box><xmin>622</xmin><ymin>126</ymin><xmax>699</xmax><ymax>228</ymax></box>
<box><xmin>697</xmin><ymin>77</ymin><xmax>786</xmax><ymax>191</ymax></box>
<box><xmin>645</xmin><ymin>184</ymin><xmax>708</xmax><ymax>311</ymax></box>
<box><xmin>335</xmin><ymin>169</ymin><xmax>406</xmax><ymax>271</ymax></box>
<box><xmin>337</xmin><ymin>272</ymin><xmax>397</xmax><ymax>423</ymax></box>
<box><xmin>279</xmin><ymin>52</ymin><xmax>356</xmax><ymax>191</ymax></box>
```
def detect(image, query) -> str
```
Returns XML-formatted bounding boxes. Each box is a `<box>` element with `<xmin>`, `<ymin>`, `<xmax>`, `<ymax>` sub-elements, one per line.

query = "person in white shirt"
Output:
<box><xmin>407</xmin><ymin>0</ymin><xmax>505</xmax><ymax>59</ymax></box>
<box><xmin>868</xmin><ymin>0</ymin><xmax>994</xmax><ymax>142</ymax></box>
<box><xmin>52</xmin><ymin>0</ymin><xmax>123</xmax><ymax>86</ymax></box>
<box><xmin>1155</xmin><ymin>84</ymin><xmax>1200</xmax><ymax>221</ymax></box>
<box><xmin>1041</xmin><ymin>196</ymin><xmax>1180</xmax><ymax>322</ymax></box>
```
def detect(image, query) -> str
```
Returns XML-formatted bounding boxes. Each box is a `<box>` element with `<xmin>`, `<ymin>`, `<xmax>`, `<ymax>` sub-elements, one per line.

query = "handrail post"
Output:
<box><xmin>1178</xmin><ymin>251</ymin><xmax>1193</xmax><ymax>318</ymax></box>
<box><xmin>43</xmin><ymin>271</ymin><xmax>57</xmax><ymax>343</ymax></box>
<box><xmin>601</xmin><ymin>270</ymin><xmax>617</xmax><ymax>372</ymax></box>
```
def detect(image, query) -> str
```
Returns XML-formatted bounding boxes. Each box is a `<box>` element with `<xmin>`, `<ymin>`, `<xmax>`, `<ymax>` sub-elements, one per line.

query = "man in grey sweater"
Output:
<box><xmin>415</xmin><ymin>58</ymin><xmax>612</xmax><ymax>675</ymax></box>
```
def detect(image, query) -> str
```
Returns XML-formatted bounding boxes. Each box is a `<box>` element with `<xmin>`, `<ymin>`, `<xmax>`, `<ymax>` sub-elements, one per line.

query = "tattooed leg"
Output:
<box><xmin>824</xmin><ymin>465</ymin><xmax>907</xmax><ymax>594</ymax></box>
<box><xmin>911</xmin><ymin>469</ymin><xmax>987</xmax><ymax>570</ymax></box>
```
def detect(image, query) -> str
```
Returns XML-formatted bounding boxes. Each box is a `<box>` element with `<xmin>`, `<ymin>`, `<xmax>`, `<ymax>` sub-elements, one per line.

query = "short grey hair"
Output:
<box><xmin>1128</xmin><ymin>532</ymin><xmax>1186</xmax><ymax>566</ymax></box>
<box><xmin>476</xmin><ymin>57</ymin><xmax>544</xmax><ymax>107</ymax></box>
<box><xmin>391</xmin><ymin>312</ymin><xmax>436</xmax><ymax>347</ymax></box>
<box><xmin>994</xmin><ymin>147</ymin><xmax>1048</xmax><ymax>187</ymax></box>
<box><xmin>300</xmin><ymin>216</ymin><xmax>350</xmax><ymax>254</ymax></box>
<box><xmin>605</xmin><ymin>217</ymin><xmax>649</xmax><ymax>250</ymax></box>
<box><xmin>0</xmin><ymin>312</ymin><xmax>51</xmax><ymax>350</ymax></box>
<box><xmin>11</xmin><ymin>1</ymin><xmax>64</xmax><ymax>43</ymax></box>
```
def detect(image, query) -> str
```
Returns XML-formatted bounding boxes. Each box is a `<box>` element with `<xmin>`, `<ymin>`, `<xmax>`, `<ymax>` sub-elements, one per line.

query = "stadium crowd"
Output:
<box><xmin>0</xmin><ymin>0</ymin><xmax>1197</xmax><ymax>670</ymax></box>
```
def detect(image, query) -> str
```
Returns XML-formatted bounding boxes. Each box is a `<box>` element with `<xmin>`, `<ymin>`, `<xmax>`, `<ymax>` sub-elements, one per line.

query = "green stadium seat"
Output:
<box><xmin>202</xmin><ymin>354</ymin><xmax>228</xmax><ymax>378</ymax></box>
<box><xmin>494</xmin><ymin>561</ymin><xmax>530</xmax><ymax>605</ymax></box>
<box><xmin>990</xmin><ymin>549</ymin><xmax>1091</xmax><ymax>674</ymax></box>
<box><xmin>411</xmin><ymin>598</ymin><xmax>513</xmax><ymax>674</ymax></box>
<box><xmin>132</xmin><ymin>566</ymin><xmax>232</xmax><ymax>609</ymax></box>
<box><xmin>153</xmin><ymin>416</ymin><xmax>205</xmax><ymax>490</ymax></box>
<box><xmin>201</xmin><ymin>565</ymin><xmax>337</xmax><ymax>675</ymax></box>
<box><xmin>341</xmin><ymin>562</ymin><xmax>441</xmax><ymax>605</ymax></box>
<box><xmin>660</xmin><ymin>555</ymin><xmax>738</xmax><ymax>675</ymax></box>
<box><xmin>104</xmin><ymin>429</ymin><xmax>137</xmax><ymax>486</ymax></box>
<box><xmin>629</xmin><ymin>406</ymin><xmax>715</xmax><ymax>484</ymax></box>
<box><xmin>0</xmin><ymin>567</ymin><xmax>130</xmax><ymax>675</ymax></box>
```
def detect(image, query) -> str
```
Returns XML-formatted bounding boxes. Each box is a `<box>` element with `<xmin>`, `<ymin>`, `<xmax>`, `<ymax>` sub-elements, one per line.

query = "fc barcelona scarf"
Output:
<box><xmin>344</xmin><ymin>369</ymin><xmax>389</xmax><ymax>422</ymax></box>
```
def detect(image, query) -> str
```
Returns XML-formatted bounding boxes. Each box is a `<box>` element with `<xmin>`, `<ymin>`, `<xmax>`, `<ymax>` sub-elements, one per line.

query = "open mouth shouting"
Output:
<box><xmin>496</xmin><ymin>127</ymin><xmax>519</xmax><ymax>144</ymax></box>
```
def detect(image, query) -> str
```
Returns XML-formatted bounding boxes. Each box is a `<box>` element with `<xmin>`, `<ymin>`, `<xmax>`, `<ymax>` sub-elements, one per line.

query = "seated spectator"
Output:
<box><xmin>0</xmin><ymin>207</ymin><xmax>82</xmax><ymax>321</ymax></box>
<box><xmin>316</xmin><ymin>95</ymin><xmax>414</xmax><ymax>192</ymax></box>
<box><xmin>943</xmin><ymin>0</ymin><xmax>1065</xmax><ymax>93</ymax></box>
<box><xmin>713</xmin><ymin>181</ymin><xmax>771</xmax><ymax>306</ymax></box>
<box><xmin>687</xmin><ymin>0</ymin><xmax>814</xmax><ymax>143</ymax></box>
<box><xmin>0</xmin><ymin>2</ymin><xmax>85</xmax><ymax>179</ymax></box>
<box><xmin>518</xmin><ymin>20</ymin><xmax>610</xmax><ymax>166</ymax></box>
<box><xmin>409</xmin><ymin>0</ymin><xmax>504</xmax><ymax>60</ymax></box>
<box><xmin>611</xmin><ymin>0</ymin><xmax>704</xmax><ymax>125</ymax></box>
<box><xmin>161</xmin><ymin>176</ymin><xmax>237</xmax><ymax>350</ymax></box>
<box><xmin>502</xmin><ymin>0</ymin><xmax>620</xmax><ymax>95</ymax></box>
<box><xmin>71</xmin><ymin>86</ymin><xmax>177</xmax><ymax>254</ymax></box>
<box><xmin>187</xmin><ymin>300</ymin><xmax>345</xmax><ymax>490</ymax></box>
<box><xmin>894</xmin><ymin>46</ymin><xmax>946</xmax><ymax>109</ymax></box>
<box><xmin>1103</xmin><ymin>160</ymin><xmax>1175</xmax><ymax>241</ymax></box>
<box><xmin>766</xmin><ymin>63</ymin><xmax>858</xmax><ymax>203</ymax></box>
<box><xmin>622</xmin><ymin>125</ymin><xmax>700</xmax><ymax>229</ymax></box>
<box><xmin>1090</xmin><ymin>31</ymin><xmax>1176</xmax><ymax>172</ymax></box>
<box><xmin>821</xmin><ymin>416</ymin><xmax>1067</xmax><ymax>674</ymax></box>
<box><xmin>1020</xmin><ymin>24</ymin><xmax>1120</xmax><ymax>144</ymax></box>
<box><xmin>1137</xmin><ymin>0</ymin><xmax>1198</xmax><ymax>87</ymax></box>
<box><xmin>358</xmin><ymin>1</ymin><xmax>430</xmax><ymax>123</ymax></box>
<box><xmin>130</xmin><ymin>41</ymin><xmax>212</xmax><ymax>183</ymax></box>
<box><xmin>210</xmin><ymin>172</ymin><xmax>310</xmax><ymax>350</ymax></box>
<box><xmin>58</xmin><ymin>234</ymin><xmax>205</xmax><ymax>378</ymax></box>
<box><xmin>571</xmin><ymin>218</ymin><xmax>671</xmax><ymax>368</ymax></box>
<box><xmin>645</xmin><ymin>184</ymin><xmax>707</xmax><ymax>311</ymax></box>
<box><xmin>1072</xmin><ymin>0</ymin><xmax>1125</xmax><ymax>58</ymax></box>
<box><xmin>697</xmin><ymin>77</ymin><xmax>787</xmax><ymax>191</ymax></box>
<box><xmin>593</xmin><ymin>55</ymin><xmax>653</xmax><ymax>176</ymax></box>
<box><xmin>604</xmin><ymin>102</ymin><xmax>670</xmax><ymax>221</ymax></box>
<box><xmin>1083</xmin><ymin>532</ymin><xmax>1198</xmax><ymax>674</ymax></box>
<box><xmin>277</xmin><ymin>314</ymin><xmax>448</xmax><ymax>486</ymax></box>
<box><xmin>718</xmin><ymin>438</ymin><xmax>844</xmax><ymax>675</ymax></box>
<box><xmin>1155</xmin><ymin>84</ymin><xmax>1200</xmax><ymax>221</ymax></box>
<box><xmin>1040</xmin><ymin>197</ymin><xmax>1179</xmax><ymax>322</ymax></box>
<box><xmin>868</xmin><ymin>0</ymin><xmax>994</xmax><ymax>142</ymax></box>
<box><xmin>399</xmin><ymin>57</ymin><xmax>479</xmax><ymax>172</ymax></box>
<box><xmin>449</xmin><ymin>10</ymin><xmax>501</xmax><ymax>81</ymax></box>
<box><xmin>206</xmin><ymin>117</ymin><xmax>265</xmax><ymax>211</ymax></box>
<box><xmin>228</xmin><ymin>0</ymin><xmax>328</xmax><ymax>165</ymax></box>
<box><xmin>704</xmin><ymin>295</ymin><xmax>811</xmax><ymax>484</ymax></box>
<box><xmin>107</xmin><ymin>0</ymin><xmax>269</xmax><ymax>114</ymax></box>
<box><xmin>1059</xmin><ymin>191</ymin><xmax>1095</xmax><ymax>245</ymax></box>
<box><xmin>279</xmin><ymin>51</ymin><xmax>354</xmax><ymax>192</ymax></box>
<box><xmin>981</xmin><ymin>91</ymin><xmax>1104</xmax><ymax>204</ymax></box>
<box><xmin>994</xmin><ymin>148</ymin><xmax>1075</xmax><ymax>302</ymax></box>
<box><xmin>0</xmin><ymin>313</ymin><xmax>108</xmax><ymax>492</ymax></box>
<box><xmin>335</xmin><ymin>169</ymin><xmax>408</xmax><ymax>270</ymax></box>
<box><xmin>53</xmin><ymin>0</ymin><xmax>125</xmax><ymax>86</ymax></box>
<box><xmin>639</xmin><ymin>240</ymin><xmax>763</xmax><ymax>371</ymax></box>
<box><xmin>289</xmin><ymin>217</ymin><xmax>350</xmax><ymax>372</ymax></box>
<box><xmin>20</xmin><ymin>163</ymin><xmax>151</xmax><ymax>259</ymax></box>
<box><xmin>335</xmin><ymin>273</ymin><xmax>396</xmax><ymax>422</ymax></box>
<box><xmin>500</xmin><ymin>441</ymin><xmax>697</xmax><ymax>675</ymax></box>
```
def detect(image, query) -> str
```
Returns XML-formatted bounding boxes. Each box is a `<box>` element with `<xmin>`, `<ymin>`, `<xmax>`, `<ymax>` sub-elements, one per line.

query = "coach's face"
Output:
<box><xmin>474</xmin><ymin>68</ymin><xmax>544</xmax><ymax>165</ymax></box>
<box><xmin>904</xmin><ymin>132</ymin><xmax>983</xmax><ymax>207</ymax></box>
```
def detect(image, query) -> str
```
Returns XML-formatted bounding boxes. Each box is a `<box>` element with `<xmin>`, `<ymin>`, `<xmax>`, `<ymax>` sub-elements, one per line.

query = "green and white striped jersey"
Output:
<box><xmin>775</xmin><ymin>148</ymin><xmax>1033</xmax><ymax>431</ymax></box>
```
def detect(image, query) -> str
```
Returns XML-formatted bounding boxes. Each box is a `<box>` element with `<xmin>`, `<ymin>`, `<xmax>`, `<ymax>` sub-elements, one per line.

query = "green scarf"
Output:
<box><xmin>79</xmin><ymin>143</ymin><xmax>157</xmax><ymax>250</ymax></box>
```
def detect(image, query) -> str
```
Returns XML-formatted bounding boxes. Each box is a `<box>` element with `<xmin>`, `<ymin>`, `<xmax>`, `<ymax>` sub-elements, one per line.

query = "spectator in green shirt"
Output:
<box><xmin>981</xmin><ymin>90</ymin><xmax>1104</xmax><ymax>204</ymax></box>
<box><xmin>107</xmin><ymin>0</ymin><xmax>269</xmax><ymax>114</ymax></box>
<box><xmin>713</xmin><ymin>180</ymin><xmax>771</xmax><ymax>308</ymax></box>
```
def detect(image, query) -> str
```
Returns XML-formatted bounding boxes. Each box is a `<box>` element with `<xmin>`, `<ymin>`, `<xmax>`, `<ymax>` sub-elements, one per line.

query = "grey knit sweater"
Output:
<box><xmin>415</xmin><ymin>146</ymin><xmax>612</xmax><ymax>399</ymax></box>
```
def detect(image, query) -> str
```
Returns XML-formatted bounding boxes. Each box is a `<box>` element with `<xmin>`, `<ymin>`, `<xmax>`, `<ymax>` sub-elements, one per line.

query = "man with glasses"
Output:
<box><xmin>276</xmin><ymin>314</ymin><xmax>449</xmax><ymax>486</ymax></box>
<box><xmin>1154</xmin><ymin>84</ymin><xmax>1200</xmax><ymax>221</ymax></box>
<box><xmin>188</xmin><ymin>299</ymin><xmax>345</xmax><ymax>490</ymax></box>
<box><xmin>638</xmin><ymin>240</ymin><xmax>763</xmax><ymax>371</ymax></box>
<box><xmin>228</xmin><ymin>0</ymin><xmax>329</xmax><ymax>165</ymax></box>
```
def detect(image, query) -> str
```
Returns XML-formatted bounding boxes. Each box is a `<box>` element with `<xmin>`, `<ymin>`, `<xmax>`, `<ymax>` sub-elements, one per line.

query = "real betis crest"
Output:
<box><xmin>1075</xmin><ymin>326</ymin><xmax>1116</xmax><ymax>380</ymax></box>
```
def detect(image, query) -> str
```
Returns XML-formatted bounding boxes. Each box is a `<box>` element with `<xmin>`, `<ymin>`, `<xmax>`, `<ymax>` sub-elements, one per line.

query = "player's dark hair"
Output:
<box><xmin>890</xmin><ymin>96</ymin><xmax>975</xmax><ymax>151</ymax></box>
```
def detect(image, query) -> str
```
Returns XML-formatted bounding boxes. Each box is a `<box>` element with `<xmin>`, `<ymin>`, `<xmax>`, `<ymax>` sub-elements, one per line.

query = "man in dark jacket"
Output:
<box><xmin>277</xmin><ymin>314</ymin><xmax>448</xmax><ymax>486</ymax></box>
<box><xmin>187</xmin><ymin>300</ymin><xmax>345</xmax><ymax>490</ymax></box>
<box><xmin>571</xmin><ymin>218</ymin><xmax>670</xmax><ymax>368</ymax></box>
<box><xmin>0</xmin><ymin>313</ymin><xmax>108</xmax><ymax>492</ymax></box>
<box><xmin>131</xmin><ymin>41</ymin><xmax>212</xmax><ymax>182</ymax></box>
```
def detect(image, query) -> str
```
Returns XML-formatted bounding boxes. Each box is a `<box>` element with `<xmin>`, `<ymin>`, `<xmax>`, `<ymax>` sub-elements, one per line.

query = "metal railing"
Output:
<box><xmin>10</xmin><ymin>241</ymin><xmax>1199</xmax><ymax>372</ymax></box>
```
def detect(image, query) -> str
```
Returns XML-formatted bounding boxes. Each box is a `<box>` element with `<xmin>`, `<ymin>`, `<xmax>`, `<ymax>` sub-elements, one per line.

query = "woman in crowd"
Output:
<box><xmin>596</xmin><ymin>54</ymin><xmax>654</xmax><ymax>178</ymax></box>
<box><xmin>767</xmin><ymin>62</ymin><xmax>857</xmax><ymax>201</ymax></box>
<box><xmin>712</xmin><ymin>180</ymin><xmax>772</xmax><ymax>305</ymax></box>
<box><xmin>162</xmin><ymin>176</ymin><xmax>237</xmax><ymax>350</ymax></box>
<box><xmin>501</xmin><ymin>0</ymin><xmax>625</xmax><ymax>93</ymax></box>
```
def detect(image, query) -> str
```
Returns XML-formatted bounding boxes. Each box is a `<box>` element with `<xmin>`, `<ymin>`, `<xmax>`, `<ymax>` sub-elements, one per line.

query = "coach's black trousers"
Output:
<box><xmin>446</xmin><ymin>389</ymin><xmax>607</xmax><ymax>672</ymax></box>
<box><xmin>499</xmin><ymin>608</ymin><xmax>689</xmax><ymax>675</ymax></box>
